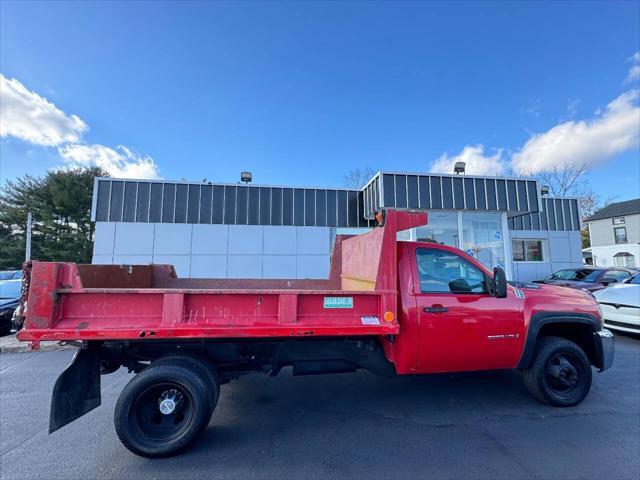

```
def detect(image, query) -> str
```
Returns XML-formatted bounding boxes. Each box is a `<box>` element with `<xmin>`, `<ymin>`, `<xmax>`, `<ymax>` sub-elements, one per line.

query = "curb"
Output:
<box><xmin>0</xmin><ymin>335</ymin><xmax>76</xmax><ymax>354</ymax></box>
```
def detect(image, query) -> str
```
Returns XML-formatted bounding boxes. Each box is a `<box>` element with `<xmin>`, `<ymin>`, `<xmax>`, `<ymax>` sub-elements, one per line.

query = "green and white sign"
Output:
<box><xmin>323</xmin><ymin>297</ymin><xmax>353</xmax><ymax>309</ymax></box>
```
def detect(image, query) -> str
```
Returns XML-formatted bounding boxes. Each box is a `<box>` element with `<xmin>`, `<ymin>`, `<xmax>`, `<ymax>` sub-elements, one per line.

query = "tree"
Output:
<box><xmin>0</xmin><ymin>167</ymin><xmax>108</xmax><ymax>269</ymax></box>
<box><xmin>343</xmin><ymin>167</ymin><xmax>376</xmax><ymax>190</ymax></box>
<box><xmin>536</xmin><ymin>166</ymin><xmax>615</xmax><ymax>249</ymax></box>
<box><xmin>537</xmin><ymin>165</ymin><xmax>588</xmax><ymax>197</ymax></box>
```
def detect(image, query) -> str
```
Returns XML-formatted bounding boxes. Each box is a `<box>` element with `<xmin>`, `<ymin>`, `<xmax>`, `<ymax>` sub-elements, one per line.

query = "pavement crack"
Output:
<box><xmin>0</xmin><ymin>353</ymin><xmax>35</xmax><ymax>374</ymax></box>
<box><xmin>478</xmin><ymin>425</ymin><xmax>540</xmax><ymax>479</ymax></box>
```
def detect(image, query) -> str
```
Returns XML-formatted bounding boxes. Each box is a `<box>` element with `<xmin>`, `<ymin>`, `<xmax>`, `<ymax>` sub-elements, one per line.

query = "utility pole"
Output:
<box><xmin>25</xmin><ymin>212</ymin><xmax>32</xmax><ymax>261</ymax></box>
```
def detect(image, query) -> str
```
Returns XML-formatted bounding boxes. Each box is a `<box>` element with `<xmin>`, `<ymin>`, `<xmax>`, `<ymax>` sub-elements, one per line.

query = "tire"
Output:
<box><xmin>522</xmin><ymin>336</ymin><xmax>593</xmax><ymax>407</ymax></box>
<box><xmin>153</xmin><ymin>354</ymin><xmax>220</xmax><ymax>430</ymax></box>
<box><xmin>0</xmin><ymin>323</ymin><xmax>11</xmax><ymax>337</ymax></box>
<box><xmin>114</xmin><ymin>364</ymin><xmax>211</xmax><ymax>458</ymax></box>
<box><xmin>154</xmin><ymin>355</ymin><xmax>219</xmax><ymax>406</ymax></box>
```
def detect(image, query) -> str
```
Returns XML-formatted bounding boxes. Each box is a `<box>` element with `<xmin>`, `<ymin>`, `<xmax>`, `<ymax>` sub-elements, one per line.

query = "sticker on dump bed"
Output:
<box><xmin>361</xmin><ymin>316</ymin><xmax>381</xmax><ymax>326</ymax></box>
<box><xmin>514</xmin><ymin>289</ymin><xmax>525</xmax><ymax>299</ymax></box>
<box><xmin>323</xmin><ymin>296</ymin><xmax>353</xmax><ymax>309</ymax></box>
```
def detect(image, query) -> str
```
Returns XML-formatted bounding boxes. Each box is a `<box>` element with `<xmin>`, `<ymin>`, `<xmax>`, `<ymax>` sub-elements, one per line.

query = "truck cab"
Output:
<box><xmin>393</xmin><ymin>240</ymin><xmax>611</xmax><ymax>378</ymax></box>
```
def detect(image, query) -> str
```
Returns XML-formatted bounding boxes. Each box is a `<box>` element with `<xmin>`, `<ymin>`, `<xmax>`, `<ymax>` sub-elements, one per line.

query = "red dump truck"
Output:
<box><xmin>17</xmin><ymin>209</ymin><xmax>614</xmax><ymax>458</ymax></box>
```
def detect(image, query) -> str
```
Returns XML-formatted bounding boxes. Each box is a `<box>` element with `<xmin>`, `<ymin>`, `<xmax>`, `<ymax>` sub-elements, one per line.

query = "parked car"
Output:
<box><xmin>0</xmin><ymin>270</ymin><xmax>22</xmax><ymax>281</ymax></box>
<box><xmin>0</xmin><ymin>274</ymin><xmax>22</xmax><ymax>336</ymax></box>
<box><xmin>594</xmin><ymin>275</ymin><xmax>640</xmax><ymax>334</ymax></box>
<box><xmin>534</xmin><ymin>267</ymin><xmax>638</xmax><ymax>292</ymax></box>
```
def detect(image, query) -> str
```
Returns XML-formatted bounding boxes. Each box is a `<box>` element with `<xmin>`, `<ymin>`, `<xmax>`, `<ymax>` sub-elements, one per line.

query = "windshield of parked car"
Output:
<box><xmin>547</xmin><ymin>269</ymin><xmax>601</xmax><ymax>282</ymax></box>
<box><xmin>0</xmin><ymin>271</ymin><xmax>17</xmax><ymax>280</ymax></box>
<box><xmin>0</xmin><ymin>280</ymin><xmax>21</xmax><ymax>299</ymax></box>
<box><xmin>629</xmin><ymin>275</ymin><xmax>640</xmax><ymax>285</ymax></box>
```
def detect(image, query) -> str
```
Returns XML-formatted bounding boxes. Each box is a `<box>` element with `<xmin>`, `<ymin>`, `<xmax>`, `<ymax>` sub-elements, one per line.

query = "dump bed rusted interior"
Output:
<box><xmin>17</xmin><ymin>210</ymin><xmax>427</xmax><ymax>344</ymax></box>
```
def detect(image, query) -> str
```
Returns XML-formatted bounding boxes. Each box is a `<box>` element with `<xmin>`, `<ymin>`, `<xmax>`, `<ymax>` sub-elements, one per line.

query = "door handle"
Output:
<box><xmin>423</xmin><ymin>305</ymin><xmax>449</xmax><ymax>313</ymax></box>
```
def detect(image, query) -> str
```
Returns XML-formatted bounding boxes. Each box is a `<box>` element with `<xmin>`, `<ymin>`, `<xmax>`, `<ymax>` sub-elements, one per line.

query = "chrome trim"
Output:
<box><xmin>595</xmin><ymin>329</ymin><xmax>615</xmax><ymax>372</ymax></box>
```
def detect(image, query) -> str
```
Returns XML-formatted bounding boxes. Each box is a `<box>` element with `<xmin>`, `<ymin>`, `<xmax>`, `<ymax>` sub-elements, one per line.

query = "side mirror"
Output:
<box><xmin>602</xmin><ymin>277</ymin><xmax>618</xmax><ymax>286</ymax></box>
<box><xmin>492</xmin><ymin>267</ymin><xmax>508</xmax><ymax>298</ymax></box>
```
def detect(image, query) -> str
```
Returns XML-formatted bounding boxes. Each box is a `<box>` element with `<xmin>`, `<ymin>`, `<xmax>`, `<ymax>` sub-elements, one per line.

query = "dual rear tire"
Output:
<box><xmin>114</xmin><ymin>357</ymin><xmax>219</xmax><ymax>458</ymax></box>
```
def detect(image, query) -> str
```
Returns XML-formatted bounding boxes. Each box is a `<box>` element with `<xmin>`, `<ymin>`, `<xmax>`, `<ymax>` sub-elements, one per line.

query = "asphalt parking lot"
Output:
<box><xmin>1</xmin><ymin>335</ymin><xmax>638</xmax><ymax>480</ymax></box>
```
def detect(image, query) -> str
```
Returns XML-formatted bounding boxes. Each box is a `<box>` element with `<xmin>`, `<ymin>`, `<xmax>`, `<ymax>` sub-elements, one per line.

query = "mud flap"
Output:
<box><xmin>49</xmin><ymin>345</ymin><xmax>101</xmax><ymax>433</ymax></box>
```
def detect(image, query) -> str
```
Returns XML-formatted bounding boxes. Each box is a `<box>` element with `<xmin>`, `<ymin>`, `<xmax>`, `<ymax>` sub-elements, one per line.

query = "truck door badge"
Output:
<box><xmin>487</xmin><ymin>333</ymin><xmax>521</xmax><ymax>340</ymax></box>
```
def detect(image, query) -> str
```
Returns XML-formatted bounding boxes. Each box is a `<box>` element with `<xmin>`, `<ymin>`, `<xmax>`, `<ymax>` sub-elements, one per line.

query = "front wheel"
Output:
<box><xmin>114</xmin><ymin>364</ymin><xmax>212</xmax><ymax>457</ymax></box>
<box><xmin>522</xmin><ymin>336</ymin><xmax>592</xmax><ymax>407</ymax></box>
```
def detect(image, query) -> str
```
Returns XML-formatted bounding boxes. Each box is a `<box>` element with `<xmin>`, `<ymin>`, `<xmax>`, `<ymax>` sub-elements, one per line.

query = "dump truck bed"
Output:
<box><xmin>17</xmin><ymin>210</ymin><xmax>428</xmax><ymax>345</ymax></box>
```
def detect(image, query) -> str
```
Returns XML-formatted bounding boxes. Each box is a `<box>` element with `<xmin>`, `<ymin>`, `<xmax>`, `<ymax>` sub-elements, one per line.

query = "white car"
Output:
<box><xmin>593</xmin><ymin>275</ymin><xmax>640</xmax><ymax>334</ymax></box>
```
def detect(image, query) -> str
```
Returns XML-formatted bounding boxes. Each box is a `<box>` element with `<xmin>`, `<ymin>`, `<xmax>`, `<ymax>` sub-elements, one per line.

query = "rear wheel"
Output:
<box><xmin>153</xmin><ymin>354</ymin><xmax>220</xmax><ymax>419</ymax></box>
<box><xmin>522</xmin><ymin>336</ymin><xmax>592</xmax><ymax>406</ymax></box>
<box><xmin>114</xmin><ymin>364</ymin><xmax>212</xmax><ymax>457</ymax></box>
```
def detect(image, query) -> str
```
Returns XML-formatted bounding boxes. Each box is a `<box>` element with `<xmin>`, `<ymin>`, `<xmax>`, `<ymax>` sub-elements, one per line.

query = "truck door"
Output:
<box><xmin>410</xmin><ymin>244</ymin><xmax>525</xmax><ymax>373</ymax></box>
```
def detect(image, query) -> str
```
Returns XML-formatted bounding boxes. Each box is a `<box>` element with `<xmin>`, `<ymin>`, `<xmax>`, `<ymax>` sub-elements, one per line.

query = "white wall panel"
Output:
<box><xmin>550</xmin><ymin>262</ymin><xmax>576</xmax><ymax>273</ymax></box>
<box><xmin>568</xmin><ymin>231</ymin><xmax>583</xmax><ymax>263</ymax></box>
<box><xmin>93</xmin><ymin>222</ymin><xmax>116</xmax><ymax>256</ymax></box>
<box><xmin>297</xmin><ymin>255</ymin><xmax>330</xmax><ymax>279</ymax></box>
<box><xmin>154</xmin><ymin>224</ymin><xmax>193</xmax><ymax>255</ymax></box>
<box><xmin>114</xmin><ymin>223</ymin><xmax>154</xmax><ymax>255</ymax></box>
<box><xmin>263</xmin><ymin>255</ymin><xmax>297</xmax><ymax>279</ymax></box>
<box><xmin>190</xmin><ymin>255</ymin><xmax>227</xmax><ymax>278</ymax></box>
<box><xmin>228</xmin><ymin>225</ymin><xmax>263</xmax><ymax>254</ymax></box>
<box><xmin>92</xmin><ymin>254</ymin><xmax>114</xmax><ymax>265</ymax></box>
<box><xmin>296</xmin><ymin>227</ymin><xmax>331</xmax><ymax>255</ymax></box>
<box><xmin>228</xmin><ymin>255</ymin><xmax>262</xmax><ymax>278</ymax></box>
<box><xmin>191</xmin><ymin>224</ymin><xmax>228</xmax><ymax>255</ymax></box>
<box><xmin>113</xmin><ymin>255</ymin><xmax>153</xmax><ymax>265</ymax></box>
<box><xmin>263</xmin><ymin>226</ymin><xmax>297</xmax><ymax>254</ymax></box>
<box><xmin>549</xmin><ymin>236</ymin><xmax>572</xmax><ymax>263</ymax></box>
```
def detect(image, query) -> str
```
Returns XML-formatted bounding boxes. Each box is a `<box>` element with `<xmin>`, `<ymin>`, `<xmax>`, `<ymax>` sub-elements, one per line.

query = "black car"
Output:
<box><xmin>534</xmin><ymin>266</ymin><xmax>639</xmax><ymax>292</ymax></box>
<box><xmin>0</xmin><ymin>271</ymin><xmax>22</xmax><ymax>336</ymax></box>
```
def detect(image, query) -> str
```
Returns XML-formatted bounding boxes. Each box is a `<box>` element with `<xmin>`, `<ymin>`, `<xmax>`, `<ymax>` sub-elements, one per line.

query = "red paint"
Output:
<box><xmin>17</xmin><ymin>209</ymin><xmax>602</xmax><ymax>376</ymax></box>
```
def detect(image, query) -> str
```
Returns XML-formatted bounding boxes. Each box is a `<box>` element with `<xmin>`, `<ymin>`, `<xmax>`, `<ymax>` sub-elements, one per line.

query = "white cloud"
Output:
<box><xmin>567</xmin><ymin>98</ymin><xmax>581</xmax><ymax>117</ymax></box>
<box><xmin>511</xmin><ymin>89</ymin><xmax>640</xmax><ymax>175</ymax></box>
<box><xmin>58</xmin><ymin>144</ymin><xmax>161</xmax><ymax>179</ymax></box>
<box><xmin>522</xmin><ymin>98</ymin><xmax>542</xmax><ymax>118</ymax></box>
<box><xmin>0</xmin><ymin>74</ymin><xmax>87</xmax><ymax>146</ymax></box>
<box><xmin>1</xmin><ymin>74</ymin><xmax>160</xmax><ymax>179</ymax></box>
<box><xmin>429</xmin><ymin>145</ymin><xmax>506</xmax><ymax>176</ymax></box>
<box><xmin>626</xmin><ymin>65</ymin><xmax>640</xmax><ymax>84</ymax></box>
<box><xmin>626</xmin><ymin>52</ymin><xmax>640</xmax><ymax>83</ymax></box>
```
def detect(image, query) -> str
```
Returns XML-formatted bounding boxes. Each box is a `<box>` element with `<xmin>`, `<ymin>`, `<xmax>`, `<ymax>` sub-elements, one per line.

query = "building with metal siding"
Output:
<box><xmin>91</xmin><ymin>173</ymin><xmax>583</xmax><ymax>282</ymax></box>
<box><xmin>362</xmin><ymin>172</ymin><xmax>542</xmax><ymax>218</ymax></box>
<box><xmin>93</xmin><ymin>179</ymin><xmax>373</xmax><ymax>228</ymax></box>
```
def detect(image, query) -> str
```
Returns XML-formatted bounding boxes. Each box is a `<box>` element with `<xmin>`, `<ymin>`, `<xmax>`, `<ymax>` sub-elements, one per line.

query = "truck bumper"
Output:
<box><xmin>594</xmin><ymin>329</ymin><xmax>614</xmax><ymax>372</ymax></box>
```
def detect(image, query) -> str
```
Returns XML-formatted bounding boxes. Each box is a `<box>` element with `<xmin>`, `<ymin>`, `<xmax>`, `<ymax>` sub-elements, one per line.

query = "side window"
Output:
<box><xmin>416</xmin><ymin>248</ymin><xmax>487</xmax><ymax>294</ymax></box>
<box><xmin>606</xmin><ymin>270</ymin><xmax>631</xmax><ymax>282</ymax></box>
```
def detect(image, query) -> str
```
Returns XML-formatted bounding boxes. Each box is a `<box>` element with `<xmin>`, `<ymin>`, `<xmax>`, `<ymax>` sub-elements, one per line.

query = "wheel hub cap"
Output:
<box><xmin>546</xmin><ymin>354</ymin><xmax>579</xmax><ymax>391</ymax></box>
<box><xmin>158</xmin><ymin>389</ymin><xmax>183</xmax><ymax>415</ymax></box>
<box><xmin>159</xmin><ymin>399</ymin><xmax>176</xmax><ymax>415</ymax></box>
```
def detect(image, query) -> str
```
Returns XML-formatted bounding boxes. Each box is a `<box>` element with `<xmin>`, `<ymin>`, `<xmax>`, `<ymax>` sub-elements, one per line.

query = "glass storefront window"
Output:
<box><xmin>415</xmin><ymin>212</ymin><xmax>459</xmax><ymax>248</ymax></box>
<box><xmin>512</xmin><ymin>239</ymin><xmax>544</xmax><ymax>262</ymax></box>
<box><xmin>461</xmin><ymin>212</ymin><xmax>506</xmax><ymax>270</ymax></box>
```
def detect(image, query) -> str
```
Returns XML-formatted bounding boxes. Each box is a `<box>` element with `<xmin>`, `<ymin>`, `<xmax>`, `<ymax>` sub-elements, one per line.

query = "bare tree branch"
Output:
<box><xmin>343</xmin><ymin>167</ymin><xmax>376</xmax><ymax>190</ymax></box>
<box><xmin>537</xmin><ymin>165</ymin><xmax>588</xmax><ymax>197</ymax></box>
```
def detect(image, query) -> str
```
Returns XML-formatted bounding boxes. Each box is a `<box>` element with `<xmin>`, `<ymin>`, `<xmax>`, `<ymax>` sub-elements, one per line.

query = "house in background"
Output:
<box><xmin>586</xmin><ymin>198</ymin><xmax>640</xmax><ymax>268</ymax></box>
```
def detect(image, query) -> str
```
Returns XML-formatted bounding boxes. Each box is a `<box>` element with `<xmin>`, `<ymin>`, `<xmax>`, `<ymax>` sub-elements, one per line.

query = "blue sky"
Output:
<box><xmin>1</xmin><ymin>1</ymin><xmax>639</xmax><ymax>201</ymax></box>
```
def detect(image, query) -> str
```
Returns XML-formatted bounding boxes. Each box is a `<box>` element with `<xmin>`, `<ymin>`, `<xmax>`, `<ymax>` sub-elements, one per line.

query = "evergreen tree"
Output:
<box><xmin>0</xmin><ymin>168</ymin><xmax>108</xmax><ymax>269</ymax></box>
